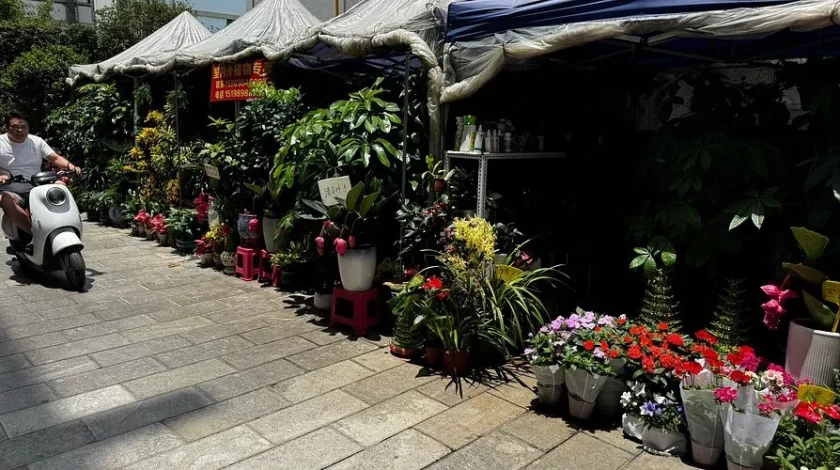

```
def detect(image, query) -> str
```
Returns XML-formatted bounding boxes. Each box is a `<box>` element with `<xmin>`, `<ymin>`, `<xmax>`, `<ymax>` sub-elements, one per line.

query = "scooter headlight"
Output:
<box><xmin>46</xmin><ymin>187</ymin><xmax>67</xmax><ymax>206</ymax></box>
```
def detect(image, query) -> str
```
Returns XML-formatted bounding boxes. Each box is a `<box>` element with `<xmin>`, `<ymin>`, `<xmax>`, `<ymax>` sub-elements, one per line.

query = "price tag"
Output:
<box><xmin>496</xmin><ymin>265</ymin><xmax>524</xmax><ymax>283</ymax></box>
<box><xmin>318</xmin><ymin>176</ymin><xmax>351</xmax><ymax>206</ymax></box>
<box><xmin>822</xmin><ymin>281</ymin><xmax>840</xmax><ymax>305</ymax></box>
<box><xmin>798</xmin><ymin>384</ymin><xmax>838</xmax><ymax>406</ymax></box>
<box><xmin>204</xmin><ymin>164</ymin><xmax>220</xmax><ymax>180</ymax></box>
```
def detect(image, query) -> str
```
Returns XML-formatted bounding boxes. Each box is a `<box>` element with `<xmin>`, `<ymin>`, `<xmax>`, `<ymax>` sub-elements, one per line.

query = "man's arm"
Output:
<box><xmin>46</xmin><ymin>152</ymin><xmax>81</xmax><ymax>175</ymax></box>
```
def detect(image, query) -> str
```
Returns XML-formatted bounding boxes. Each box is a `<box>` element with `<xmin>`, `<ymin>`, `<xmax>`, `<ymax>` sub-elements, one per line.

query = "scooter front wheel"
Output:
<box><xmin>60</xmin><ymin>249</ymin><xmax>86</xmax><ymax>292</ymax></box>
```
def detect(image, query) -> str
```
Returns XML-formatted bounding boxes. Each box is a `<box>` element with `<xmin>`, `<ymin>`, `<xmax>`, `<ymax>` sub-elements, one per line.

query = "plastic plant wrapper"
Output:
<box><xmin>564</xmin><ymin>367</ymin><xmax>607</xmax><ymax>403</ymax></box>
<box><xmin>533</xmin><ymin>364</ymin><xmax>564</xmax><ymax>405</ymax></box>
<box><xmin>622</xmin><ymin>413</ymin><xmax>648</xmax><ymax>441</ymax></box>
<box><xmin>597</xmin><ymin>359</ymin><xmax>626</xmax><ymax>416</ymax></box>
<box><xmin>642</xmin><ymin>427</ymin><xmax>687</xmax><ymax>456</ymax></box>
<box><xmin>720</xmin><ymin>404</ymin><xmax>781</xmax><ymax>468</ymax></box>
<box><xmin>680</xmin><ymin>375</ymin><xmax>724</xmax><ymax>462</ymax></box>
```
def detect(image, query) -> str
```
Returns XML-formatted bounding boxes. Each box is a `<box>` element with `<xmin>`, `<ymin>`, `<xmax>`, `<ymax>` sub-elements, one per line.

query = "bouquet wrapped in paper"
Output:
<box><xmin>715</xmin><ymin>387</ymin><xmax>781</xmax><ymax>470</ymax></box>
<box><xmin>564</xmin><ymin>366</ymin><xmax>608</xmax><ymax>419</ymax></box>
<box><xmin>680</xmin><ymin>362</ymin><xmax>724</xmax><ymax>465</ymax></box>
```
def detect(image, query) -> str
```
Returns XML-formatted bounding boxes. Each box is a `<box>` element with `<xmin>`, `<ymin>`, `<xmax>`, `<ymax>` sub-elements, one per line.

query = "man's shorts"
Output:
<box><xmin>0</xmin><ymin>182</ymin><xmax>33</xmax><ymax>209</ymax></box>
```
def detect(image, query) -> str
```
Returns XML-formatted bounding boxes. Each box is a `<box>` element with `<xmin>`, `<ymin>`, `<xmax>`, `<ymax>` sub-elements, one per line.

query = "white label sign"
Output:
<box><xmin>318</xmin><ymin>176</ymin><xmax>352</xmax><ymax>206</ymax></box>
<box><xmin>204</xmin><ymin>164</ymin><xmax>220</xmax><ymax>180</ymax></box>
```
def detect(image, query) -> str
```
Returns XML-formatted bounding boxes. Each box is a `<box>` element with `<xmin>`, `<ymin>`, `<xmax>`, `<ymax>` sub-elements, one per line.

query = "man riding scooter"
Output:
<box><xmin>0</xmin><ymin>112</ymin><xmax>82</xmax><ymax>235</ymax></box>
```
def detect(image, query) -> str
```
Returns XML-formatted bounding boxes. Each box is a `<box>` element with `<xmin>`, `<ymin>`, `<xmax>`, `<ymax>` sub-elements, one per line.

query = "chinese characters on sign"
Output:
<box><xmin>318</xmin><ymin>176</ymin><xmax>352</xmax><ymax>206</ymax></box>
<box><xmin>210</xmin><ymin>59</ymin><xmax>274</xmax><ymax>102</ymax></box>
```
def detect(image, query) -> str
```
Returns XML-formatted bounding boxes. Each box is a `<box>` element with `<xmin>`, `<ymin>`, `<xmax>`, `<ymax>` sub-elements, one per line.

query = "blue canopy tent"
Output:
<box><xmin>440</xmin><ymin>0</ymin><xmax>840</xmax><ymax>102</ymax></box>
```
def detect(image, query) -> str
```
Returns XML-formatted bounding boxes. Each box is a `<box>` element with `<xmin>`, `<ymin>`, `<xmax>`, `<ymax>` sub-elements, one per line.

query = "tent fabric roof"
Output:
<box><xmin>441</xmin><ymin>0</ymin><xmax>840</xmax><ymax>102</ymax></box>
<box><xmin>67</xmin><ymin>12</ymin><xmax>210</xmax><ymax>85</ymax></box>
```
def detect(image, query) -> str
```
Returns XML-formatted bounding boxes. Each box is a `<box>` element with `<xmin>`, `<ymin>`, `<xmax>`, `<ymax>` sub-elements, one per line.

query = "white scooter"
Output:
<box><xmin>1</xmin><ymin>170</ymin><xmax>86</xmax><ymax>291</ymax></box>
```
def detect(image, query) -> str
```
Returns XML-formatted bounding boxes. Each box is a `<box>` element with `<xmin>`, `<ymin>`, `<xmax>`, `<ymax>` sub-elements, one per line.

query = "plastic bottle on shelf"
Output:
<box><xmin>460</xmin><ymin>124</ymin><xmax>477</xmax><ymax>152</ymax></box>
<box><xmin>503</xmin><ymin>132</ymin><xmax>513</xmax><ymax>153</ymax></box>
<box><xmin>473</xmin><ymin>125</ymin><xmax>484</xmax><ymax>152</ymax></box>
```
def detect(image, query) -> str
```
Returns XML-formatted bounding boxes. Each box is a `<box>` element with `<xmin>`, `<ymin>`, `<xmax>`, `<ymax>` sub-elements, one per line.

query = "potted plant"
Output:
<box><xmin>245</xmin><ymin>178</ymin><xmax>285</xmax><ymax>253</ymax></box>
<box><xmin>763</xmin><ymin>227</ymin><xmax>840</xmax><ymax>387</ymax></box>
<box><xmin>151</xmin><ymin>213</ymin><xmax>169</xmax><ymax>246</ymax></box>
<box><xmin>220</xmin><ymin>228</ymin><xmax>238</xmax><ymax>275</ymax></box>
<box><xmin>640</xmin><ymin>392</ymin><xmax>687</xmax><ymax>456</ymax></box>
<box><xmin>306</xmin><ymin>181</ymin><xmax>389</xmax><ymax>292</ymax></box>
<box><xmin>133</xmin><ymin>209</ymin><xmax>149</xmax><ymax>237</ymax></box>
<box><xmin>492</xmin><ymin>222</ymin><xmax>524</xmax><ymax>265</ymax></box>
<box><xmin>559</xmin><ymin>320</ymin><xmax>616</xmax><ymax>419</ymax></box>
<box><xmin>767</xmin><ymin>400</ymin><xmax>840</xmax><ymax>470</ymax></box>
<box><xmin>195</xmin><ymin>225</ymin><xmax>223</xmax><ymax>267</ymax></box>
<box><xmin>715</xmin><ymin>386</ymin><xmax>782</xmax><ymax>470</ymax></box>
<box><xmin>388</xmin><ymin>274</ymin><xmax>426</xmax><ymax>359</ymax></box>
<box><xmin>621</xmin><ymin>381</ymin><xmax>652</xmax><ymax>441</ymax></box>
<box><xmin>167</xmin><ymin>208</ymin><xmax>198</xmax><ymax>252</ymax></box>
<box><xmin>271</xmin><ymin>241</ymin><xmax>311</xmax><ymax>289</ymax></box>
<box><xmin>525</xmin><ymin>322</ymin><xmax>566</xmax><ymax>406</ymax></box>
<box><xmin>680</xmin><ymin>336</ymin><xmax>726</xmax><ymax>466</ymax></box>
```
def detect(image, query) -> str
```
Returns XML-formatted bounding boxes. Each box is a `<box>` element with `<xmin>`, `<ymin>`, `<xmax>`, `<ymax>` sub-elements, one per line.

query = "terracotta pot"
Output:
<box><xmin>425</xmin><ymin>345</ymin><xmax>443</xmax><ymax>369</ymax></box>
<box><xmin>442</xmin><ymin>349</ymin><xmax>469</xmax><ymax>376</ymax></box>
<box><xmin>785</xmin><ymin>318</ymin><xmax>840</xmax><ymax>387</ymax></box>
<box><xmin>389</xmin><ymin>343</ymin><xmax>422</xmax><ymax>359</ymax></box>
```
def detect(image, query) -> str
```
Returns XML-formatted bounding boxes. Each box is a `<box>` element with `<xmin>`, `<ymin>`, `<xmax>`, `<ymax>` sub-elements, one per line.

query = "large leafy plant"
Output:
<box><xmin>304</xmin><ymin>181</ymin><xmax>390</xmax><ymax>251</ymax></box>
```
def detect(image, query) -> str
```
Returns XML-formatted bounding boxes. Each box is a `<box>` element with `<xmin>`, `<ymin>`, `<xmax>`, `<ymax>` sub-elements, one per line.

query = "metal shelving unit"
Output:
<box><xmin>445</xmin><ymin>151</ymin><xmax>569</xmax><ymax>218</ymax></box>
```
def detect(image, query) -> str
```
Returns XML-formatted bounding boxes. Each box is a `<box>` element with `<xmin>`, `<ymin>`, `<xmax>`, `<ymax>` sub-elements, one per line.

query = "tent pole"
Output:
<box><xmin>400</xmin><ymin>51</ymin><xmax>410</xmax><ymax>278</ymax></box>
<box><xmin>173</xmin><ymin>72</ymin><xmax>183</xmax><ymax>207</ymax></box>
<box><xmin>133</xmin><ymin>78</ymin><xmax>139</xmax><ymax>134</ymax></box>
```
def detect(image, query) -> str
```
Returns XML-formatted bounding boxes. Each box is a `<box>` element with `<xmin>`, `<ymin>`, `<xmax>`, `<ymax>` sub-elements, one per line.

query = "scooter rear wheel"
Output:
<box><xmin>60</xmin><ymin>249</ymin><xmax>86</xmax><ymax>292</ymax></box>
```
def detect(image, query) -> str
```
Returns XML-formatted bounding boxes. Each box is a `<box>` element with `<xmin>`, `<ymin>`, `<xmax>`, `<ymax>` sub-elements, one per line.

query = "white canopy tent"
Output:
<box><xmin>441</xmin><ymin>0</ymin><xmax>840</xmax><ymax>103</ymax></box>
<box><xmin>67</xmin><ymin>12</ymin><xmax>211</xmax><ymax>85</ymax></box>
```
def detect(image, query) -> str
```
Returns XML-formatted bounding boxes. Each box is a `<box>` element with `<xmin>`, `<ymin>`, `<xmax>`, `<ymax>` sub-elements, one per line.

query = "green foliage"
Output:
<box><xmin>165</xmin><ymin>207</ymin><xmax>196</xmax><ymax>240</ymax></box>
<box><xmin>302</xmin><ymin>181</ymin><xmax>390</xmax><ymax>247</ymax></box>
<box><xmin>708</xmin><ymin>278</ymin><xmax>751</xmax><ymax>347</ymax></box>
<box><xmin>639</xmin><ymin>267</ymin><xmax>682</xmax><ymax>330</ymax></box>
<box><xmin>629</xmin><ymin>238</ymin><xmax>676</xmax><ymax>276</ymax></box>
<box><xmin>0</xmin><ymin>0</ymin><xmax>23</xmax><ymax>21</ymax></box>
<box><xmin>270</xmin><ymin>240</ymin><xmax>311</xmax><ymax>267</ymax></box>
<box><xmin>396</xmin><ymin>200</ymin><xmax>450</xmax><ymax>266</ymax></box>
<box><xmin>388</xmin><ymin>275</ymin><xmax>425</xmax><ymax>350</ymax></box>
<box><xmin>781</xmin><ymin>227</ymin><xmax>838</xmax><ymax>330</ymax></box>
<box><xmin>769</xmin><ymin>415</ymin><xmax>840</xmax><ymax>470</ymax></box>
<box><xmin>95</xmin><ymin>0</ymin><xmax>191</xmax><ymax>58</ymax></box>
<box><xmin>0</xmin><ymin>45</ymin><xmax>86</xmax><ymax>130</ymax></box>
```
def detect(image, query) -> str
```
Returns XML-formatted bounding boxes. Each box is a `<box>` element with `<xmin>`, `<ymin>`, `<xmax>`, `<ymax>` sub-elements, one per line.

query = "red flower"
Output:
<box><xmin>435</xmin><ymin>290</ymin><xmax>451</xmax><ymax>301</ymax></box>
<box><xmin>422</xmin><ymin>276</ymin><xmax>443</xmax><ymax>291</ymax></box>
<box><xmin>642</xmin><ymin>356</ymin><xmax>656</xmax><ymax>373</ymax></box>
<box><xmin>617</xmin><ymin>317</ymin><xmax>627</xmax><ymax>326</ymax></box>
<box><xmin>660</xmin><ymin>354</ymin><xmax>681</xmax><ymax>370</ymax></box>
<box><xmin>623</xmin><ymin>335</ymin><xmax>633</xmax><ymax>344</ymax></box>
<box><xmin>405</xmin><ymin>267</ymin><xmax>418</xmax><ymax>278</ymax></box>
<box><xmin>726</xmin><ymin>352</ymin><xmax>744</xmax><ymax>367</ymax></box>
<box><xmin>648</xmin><ymin>346</ymin><xmax>664</xmax><ymax>358</ymax></box>
<box><xmin>695</xmin><ymin>329</ymin><xmax>718</xmax><ymax>345</ymax></box>
<box><xmin>583</xmin><ymin>341</ymin><xmax>595</xmax><ymax>351</ymax></box>
<box><xmin>822</xmin><ymin>404</ymin><xmax>840</xmax><ymax>421</ymax></box>
<box><xmin>640</xmin><ymin>335</ymin><xmax>653</xmax><ymax>347</ymax></box>
<box><xmin>630</xmin><ymin>326</ymin><xmax>648</xmax><ymax>336</ymax></box>
<box><xmin>593</xmin><ymin>326</ymin><xmax>602</xmax><ymax>333</ymax></box>
<box><xmin>608</xmin><ymin>349</ymin><xmax>620</xmax><ymax>359</ymax></box>
<box><xmin>334</xmin><ymin>238</ymin><xmax>348</xmax><ymax>256</ymax></box>
<box><xmin>627</xmin><ymin>345</ymin><xmax>643</xmax><ymax>360</ymax></box>
<box><xmin>666</xmin><ymin>334</ymin><xmax>684</xmax><ymax>347</ymax></box>
<box><xmin>600</xmin><ymin>341</ymin><xmax>609</xmax><ymax>350</ymax></box>
<box><xmin>683</xmin><ymin>361</ymin><xmax>703</xmax><ymax>376</ymax></box>
<box><xmin>729</xmin><ymin>370</ymin><xmax>752</xmax><ymax>385</ymax></box>
<box><xmin>658</xmin><ymin>322</ymin><xmax>669</xmax><ymax>331</ymax></box>
<box><xmin>795</xmin><ymin>402</ymin><xmax>824</xmax><ymax>424</ymax></box>
<box><xmin>714</xmin><ymin>387</ymin><xmax>739</xmax><ymax>403</ymax></box>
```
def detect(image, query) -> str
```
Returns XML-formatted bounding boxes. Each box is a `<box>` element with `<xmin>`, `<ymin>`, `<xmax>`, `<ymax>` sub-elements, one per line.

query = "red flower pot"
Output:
<box><xmin>389</xmin><ymin>343</ymin><xmax>422</xmax><ymax>359</ymax></box>
<box><xmin>434</xmin><ymin>178</ymin><xmax>446</xmax><ymax>193</ymax></box>
<box><xmin>425</xmin><ymin>345</ymin><xmax>443</xmax><ymax>369</ymax></box>
<box><xmin>442</xmin><ymin>349</ymin><xmax>470</xmax><ymax>376</ymax></box>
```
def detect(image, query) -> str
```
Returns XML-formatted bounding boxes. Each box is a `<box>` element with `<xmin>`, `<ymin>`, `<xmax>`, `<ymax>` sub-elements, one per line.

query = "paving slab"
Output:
<box><xmin>155</xmin><ymin>336</ymin><xmax>253</xmax><ymax>368</ymax></box>
<box><xmin>179</xmin><ymin>318</ymin><xmax>268</xmax><ymax>344</ymax></box>
<box><xmin>164</xmin><ymin>388</ymin><xmax>288</xmax><ymax>442</ymax></box>
<box><xmin>286</xmin><ymin>339</ymin><xmax>379</xmax><ymax>371</ymax></box>
<box><xmin>486</xmin><ymin>374</ymin><xmax>539</xmax><ymax>408</ymax></box>
<box><xmin>198</xmin><ymin>358</ymin><xmax>303</xmax><ymax>402</ymax></box>
<box><xmin>500</xmin><ymin>411</ymin><xmax>577</xmax><ymax>451</ymax></box>
<box><xmin>120</xmin><ymin>317</ymin><xmax>214</xmax><ymax>343</ymax></box>
<box><xmin>343</xmin><ymin>362</ymin><xmax>436</xmax><ymax>405</ymax></box>
<box><xmin>0</xmin><ymin>332</ymin><xmax>67</xmax><ymax>358</ymax></box>
<box><xmin>0</xmin><ymin>354</ymin><xmax>29</xmax><ymax>374</ymax></box>
<box><xmin>83</xmin><ymin>387</ymin><xmax>213</xmax><ymax>440</ymax></box>
<box><xmin>27</xmin><ymin>424</ymin><xmax>183</xmax><ymax>470</ymax></box>
<box><xmin>122</xmin><ymin>425</ymin><xmax>271</xmax><ymax>470</ymax></box>
<box><xmin>249</xmin><ymin>390</ymin><xmax>369</xmax><ymax>444</ymax></box>
<box><xmin>150</xmin><ymin>300</ymin><xmax>229</xmax><ymax>323</ymax></box>
<box><xmin>219</xmin><ymin>336</ymin><xmax>316</xmax><ymax>370</ymax></box>
<box><xmin>0</xmin><ymin>385</ymin><xmax>135</xmax><ymax>437</ymax></box>
<box><xmin>525</xmin><ymin>433</ymin><xmax>635</xmax><ymax>470</ymax></box>
<box><xmin>415</xmin><ymin>392</ymin><xmax>525</xmax><ymax>450</ymax></box>
<box><xmin>351</xmin><ymin>348</ymin><xmax>408</xmax><ymax>372</ymax></box>
<box><xmin>327</xmin><ymin>429</ymin><xmax>450</xmax><ymax>470</ymax></box>
<box><xmin>61</xmin><ymin>314</ymin><xmax>157</xmax><ymax>341</ymax></box>
<box><xmin>227</xmin><ymin>427</ymin><xmax>361</xmax><ymax>470</ymax></box>
<box><xmin>582</xmin><ymin>427</ymin><xmax>644</xmax><ymax>455</ymax></box>
<box><xmin>48</xmin><ymin>357</ymin><xmax>166</xmax><ymax>397</ymax></box>
<box><xmin>426</xmin><ymin>432</ymin><xmax>543</xmax><ymax>470</ymax></box>
<box><xmin>333</xmin><ymin>391</ymin><xmax>448</xmax><ymax>447</ymax></box>
<box><xmin>0</xmin><ymin>356</ymin><xmax>99</xmax><ymax>393</ymax></box>
<box><xmin>299</xmin><ymin>327</ymin><xmax>348</xmax><ymax>346</ymax></box>
<box><xmin>91</xmin><ymin>335</ymin><xmax>192</xmax><ymax>367</ymax></box>
<box><xmin>622</xmin><ymin>453</ymin><xmax>701</xmax><ymax>470</ymax></box>
<box><xmin>123</xmin><ymin>359</ymin><xmax>236</xmax><ymax>399</ymax></box>
<box><xmin>416</xmin><ymin>378</ymin><xmax>490</xmax><ymax>407</ymax></box>
<box><xmin>2</xmin><ymin>314</ymin><xmax>98</xmax><ymax>340</ymax></box>
<box><xmin>0</xmin><ymin>383</ymin><xmax>57</xmax><ymax>415</ymax></box>
<box><xmin>25</xmin><ymin>334</ymin><xmax>129</xmax><ymax>365</ymax></box>
<box><xmin>240</xmin><ymin>320</ymin><xmax>322</xmax><ymax>345</ymax></box>
<box><xmin>0</xmin><ymin>420</ymin><xmax>95</xmax><ymax>470</ymax></box>
<box><xmin>271</xmin><ymin>360</ymin><xmax>374</xmax><ymax>404</ymax></box>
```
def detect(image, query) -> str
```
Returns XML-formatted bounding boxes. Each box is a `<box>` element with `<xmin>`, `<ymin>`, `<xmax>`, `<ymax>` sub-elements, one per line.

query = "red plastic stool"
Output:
<box><xmin>257</xmin><ymin>250</ymin><xmax>273</xmax><ymax>283</ymax></box>
<box><xmin>234</xmin><ymin>246</ymin><xmax>259</xmax><ymax>281</ymax></box>
<box><xmin>330</xmin><ymin>287</ymin><xmax>381</xmax><ymax>336</ymax></box>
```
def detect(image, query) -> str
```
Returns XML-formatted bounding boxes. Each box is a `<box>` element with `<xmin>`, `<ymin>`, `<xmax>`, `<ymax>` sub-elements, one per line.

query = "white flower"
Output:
<box><xmin>654</xmin><ymin>394</ymin><xmax>667</xmax><ymax>404</ymax></box>
<box><xmin>620</xmin><ymin>392</ymin><xmax>632</xmax><ymax>406</ymax></box>
<box><xmin>632</xmin><ymin>382</ymin><xmax>646</xmax><ymax>397</ymax></box>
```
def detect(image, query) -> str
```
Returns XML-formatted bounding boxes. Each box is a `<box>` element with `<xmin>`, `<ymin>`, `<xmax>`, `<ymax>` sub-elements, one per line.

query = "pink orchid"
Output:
<box><xmin>761</xmin><ymin>284</ymin><xmax>798</xmax><ymax>330</ymax></box>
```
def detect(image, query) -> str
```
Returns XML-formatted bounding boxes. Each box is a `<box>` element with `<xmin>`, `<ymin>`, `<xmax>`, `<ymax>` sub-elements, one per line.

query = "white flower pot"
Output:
<box><xmin>643</xmin><ymin>427</ymin><xmax>687</xmax><ymax>456</ymax></box>
<box><xmin>622</xmin><ymin>414</ymin><xmax>649</xmax><ymax>441</ymax></box>
<box><xmin>568</xmin><ymin>395</ymin><xmax>596</xmax><ymax>419</ymax></box>
<box><xmin>692</xmin><ymin>439</ymin><xmax>723</xmax><ymax>467</ymax></box>
<box><xmin>262</xmin><ymin>216</ymin><xmax>280</xmax><ymax>253</ymax></box>
<box><xmin>313</xmin><ymin>292</ymin><xmax>332</xmax><ymax>311</ymax></box>
<box><xmin>533</xmin><ymin>364</ymin><xmax>564</xmax><ymax>406</ymax></box>
<box><xmin>338</xmin><ymin>246</ymin><xmax>377</xmax><ymax>292</ymax></box>
<box><xmin>785</xmin><ymin>318</ymin><xmax>840</xmax><ymax>387</ymax></box>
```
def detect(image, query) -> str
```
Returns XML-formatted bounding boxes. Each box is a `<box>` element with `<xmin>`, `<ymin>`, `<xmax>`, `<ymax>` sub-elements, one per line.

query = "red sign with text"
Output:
<box><xmin>210</xmin><ymin>59</ymin><xmax>273</xmax><ymax>102</ymax></box>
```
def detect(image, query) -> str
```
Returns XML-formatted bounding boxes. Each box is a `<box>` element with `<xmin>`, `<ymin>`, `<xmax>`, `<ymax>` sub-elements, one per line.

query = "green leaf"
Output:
<box><xmin>783</xmin><ymin>262</ymin><xmax>829</xmax><ymax>284</ymax></box>
<box><xmin>834</xmin><ymin>185</ymin><xmax>840</xmax><ymax>203</ymax></box>
<box><xmin>660</xmin><ymin>251</ymin><xmax>677</xmax><ymax>267</ymax></box>
<box><xmin>791</xmin><ymin>227</ymin><xmax>829</xmax><ymax>263</ymax></box>
<box><xmin>803</xmin><ymin>290</ymin><xmax>838</xmax><ymax>331</ymax></box>
<box><xmin>358</xmin><ymin>191</ymin><xmax>380</xmax><ymax>218</ymax></box>
<box><xmin>629</xmin><ymin>255</ymin><xmax>648</xmax><ymax>270</ymax></box>
<box><xmin>751</xmin><ymin>203</ymin><xmax>765</xmax><ymax>230</ymax></box>
<box><xmin>729</xmin><ymin>213</ymin><xmax>749</xmax><ymax>231</ymax></box>
<box><xmin>361</xmin><ymin>144</ymin><xmax>371</xmax><ymax>167</ymax></box>
<box><xmin>375</xmin><ymin>138</ymin><xmax>398</xmax><ymax>156</ymax></box>
<box><xmin>344</xmin><ymin>183</ymin><xmax>365</xmax><ymax>212</ymax></box>
<box><xmin>302</xmin><ymin>199</ymin><xmax>330</xmax><ymax>217</ymax></box>
<box><xmin>372</xmin><ymin>143</ymin><xmax>389</xmax><ymax>167</ymax></box>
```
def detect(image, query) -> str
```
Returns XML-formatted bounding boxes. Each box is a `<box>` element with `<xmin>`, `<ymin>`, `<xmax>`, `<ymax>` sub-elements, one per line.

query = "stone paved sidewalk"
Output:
<box><xmin>0</xmin><ymin>223</ymin><xmax>699</xmax><ymax>469</ymax></box>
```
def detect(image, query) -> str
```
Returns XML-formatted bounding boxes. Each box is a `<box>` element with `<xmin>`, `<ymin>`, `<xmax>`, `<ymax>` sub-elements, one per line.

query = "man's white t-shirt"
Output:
<box><xmin>0</xmin><ymin>134</ymin><xmax>54</xmax><ymax>180</ymax></box>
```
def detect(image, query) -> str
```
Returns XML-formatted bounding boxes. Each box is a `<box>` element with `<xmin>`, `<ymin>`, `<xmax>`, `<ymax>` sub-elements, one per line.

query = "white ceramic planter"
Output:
<box><xmin>262</xmin><ymin>216</ymin><xmax>280</xmax><ymax>253</ymax></box>
<box><xmin>533</xmin><ymin>364</ymin><xmax>564</xmax><ymax>406</ymax></box>
<box><xmin>643</xmin><ymin>427</ymin><xmax>687</xmax><ymax>456</ymax></box>
<box><xmin>785</xmin><ymin>318</ymin><xmax>840</xmax><ymax>387</ymax></box>
<box><xmin>338</xmin><ymin>246</ymin><xmax>377</xmax><ymax>292</ymax></box>
<box><xmin>313</xmin><ymin>292</ymin><xmax>332</xmax><ymax>311</ymax></box>
<box><xmin>622</xmin><ymin>414</ymin><xmax>648</xmax><ymax>441</ymax></box>
<box><xmin>692</xmin><ymin>439</ymin><xmax>723</xmax><ymax>466</ymax></box>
